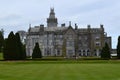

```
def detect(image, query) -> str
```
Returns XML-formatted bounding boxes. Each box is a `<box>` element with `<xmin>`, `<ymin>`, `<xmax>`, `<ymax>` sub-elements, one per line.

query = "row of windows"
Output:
<box><xmin>79</xmin><ymin>36</ymin><xmax>100</xmax><ymax>40</ymax></box>
<box><xmin>44</xmin><ymin>49</ymin><xmax>61</xmax><ymax>56</ymax></box>
<box><xmin>67</xmin><ymin>41</ymin><xmax>74</xmax><ymax>46</ymax></box>
<box><xmin>95</xmin><ymin>42</ymin><xmax>101</xmax><ymax>46</ymax></box>
<box><xmin>31</xmin><ymin>35</ymin><xmax>100</xmax><ymax>41</ymax></box>
<box><xmin>43</xmin><ymin>41</ymin><xmax>63</xmax><ymax>46</ymax></box>
<box><xmin>31</xmin><ymin>38</ymin><xmax>101</xmax><ymax>47</ymax></box>
<box><xmin>44</xmin><ymin>35</ymin><xmax>63</xmax><ymax>38</ymax></box>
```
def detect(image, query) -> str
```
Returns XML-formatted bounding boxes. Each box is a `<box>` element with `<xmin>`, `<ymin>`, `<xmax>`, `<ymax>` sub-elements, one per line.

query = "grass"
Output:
<box><xmin>0</xmin><ymin>53</ymin><xmax>3</xmax><ymax>60</ymax></box>
<box><xmin>0</xmin><ymin>53</ymin><xmax>120</xmax><ymax>80</ymax></box>
<box><xmin>0</xmin><ymin>61</ymin><xmax>120</xmax><ymax>80</ymax></box>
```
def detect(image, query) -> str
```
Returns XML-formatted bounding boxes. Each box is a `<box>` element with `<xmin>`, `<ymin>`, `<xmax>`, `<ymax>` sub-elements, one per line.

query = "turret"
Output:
<box><xmin>40</xmin><ymin>24</ymin><xmax>44</xmax><ymax>32</ymax></box>
<box><xmin>100</xmin><ymin>24</ymin><xmax>104</xmax><ymax>32</ymax></box>
<box><xmin>75</xmin><ymin>23</ymin><xmax>78</xmax><ymax>30</ymax></box>
<box><xmin>28</xmin><ymin>24</ymin><xmax>31</xmax><ymax>33</ymax></box>
<box><xmin>47</xmin><ymin>8</ymin><xmax>58</xmax><ymax>27</ymax></box>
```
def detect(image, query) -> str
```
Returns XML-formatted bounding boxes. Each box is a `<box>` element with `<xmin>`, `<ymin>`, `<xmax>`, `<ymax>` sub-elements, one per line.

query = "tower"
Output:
<box><xmin>47</xmin><ymin>8</ymin><xmax>58</xmax><ymax>27</ymax></box>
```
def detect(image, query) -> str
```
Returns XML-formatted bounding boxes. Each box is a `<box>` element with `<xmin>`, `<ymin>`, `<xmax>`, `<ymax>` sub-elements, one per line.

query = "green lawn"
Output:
<box><xmin>0</xmin><ymin>61</ymin><xmax>120</xmax><ymax>80</ymax></box>
<box><xmin>0</xmin><ymin>53</ymin><xmax>3</xmax><ymax>60</ymax></box>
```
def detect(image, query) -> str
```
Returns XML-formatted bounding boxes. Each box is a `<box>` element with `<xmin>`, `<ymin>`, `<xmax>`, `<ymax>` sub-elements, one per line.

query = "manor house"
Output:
<box><xmin>25</xmin><ymin>8</ymin><xmax>111</xmax><ymax>58</ymax></box>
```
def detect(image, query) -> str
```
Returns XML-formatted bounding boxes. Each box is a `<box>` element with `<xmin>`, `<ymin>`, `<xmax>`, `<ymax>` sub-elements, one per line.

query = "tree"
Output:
<box><xmin>62</xmin><ymin>39</ymin><xmax>66</xmax><ymax>57</ymax></box>
<box><xmin>0</xmin><ymin>31</ymin><xmax>4</xmax><ymax>52</ymax></box>
<box><xmin>117</xmin><ymin>36</ymin><xmax>120</xmax><ymax>59</ymax></box>
<box><xmin>22</xmin><ymin>44</ymin><xmax>26</xmax><ymax>59</ymax></box>
<box><xmin>101</xmin><ymin>43</ymin><xmax>111</xmax><ymax>59</ymax></box>
<box><xmin>3</xmin><ymin>32</ymin><xmax>26</xmax><ymax>60</ymax></box>
<box><xmin>3</xmin><ymin>31</ymin><xmax>16</xmax><ymax>60</ymax></box>
<box><xmin>15</xmin><ymin>33</ymin><xmax>26</xmax><ymax>60</ymax></box>
<box><xmin>32</xmin><ymin>43</ymin><xmax>42</xmax><ymax>59</ymax></box>
<box><xmin>0</xmin><ymin>29</ymin><xmax>4</xmax><ymax>36</ymax></box>
<box><xmin>74</xmin><ymin>37</ymin><xmax>78</xmax><ymax>58</ymax></box>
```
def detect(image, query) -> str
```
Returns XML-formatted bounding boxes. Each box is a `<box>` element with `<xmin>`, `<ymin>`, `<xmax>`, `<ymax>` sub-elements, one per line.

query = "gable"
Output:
<box><xmin>65</xmin><ymin>26</ymin><xmax>76</xmax><ymax>35</ymax></box>
<box><xmin>64</xmin><ymin>26</ymin><xmax>76</xmax><ymax>39</ymax></box>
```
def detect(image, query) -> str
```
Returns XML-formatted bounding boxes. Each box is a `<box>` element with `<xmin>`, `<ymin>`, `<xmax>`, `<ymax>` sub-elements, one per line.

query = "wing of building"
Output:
<box><xmin>25</xmin><ymin>8</ymin><xmax>112</xmax><ymax>58</ymax></box>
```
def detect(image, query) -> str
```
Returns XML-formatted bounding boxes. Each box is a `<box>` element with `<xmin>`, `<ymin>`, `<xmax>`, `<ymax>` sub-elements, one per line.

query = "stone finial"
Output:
<box><xmin>61</xmin><ymin>23</ymin><xmax>65</xmax><ymax>27</ymax></box>
<box><xmin>100</xmin><ymin>24</ymin><xmax>104</xmax><ymax>28</ymax></box>
<box><xmin>29</xmin><ymin>23</ymin><xmax>31</xmax><ymax>28</ymax></box>
<box><xmin>50</xmin><ymin>7</ymin><xmax>54</xmax><ymax>13</ymax></box>
<box><xmin>75</xmin><ymin>23</ymin><xmax>78</xmax><ymax>30</ymax></box>
<box><xmin>87</xmin><ymin>24</ymin><xmax>91</xmax><ymax>28</ymax></box>
<box><xmin>69</xmin><ymin>21</ymin><xmax>71</xmax><ymax>26</ymax></box>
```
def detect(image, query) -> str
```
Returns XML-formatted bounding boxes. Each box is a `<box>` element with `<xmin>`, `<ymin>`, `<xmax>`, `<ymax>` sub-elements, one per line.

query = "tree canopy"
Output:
<box><xmin>32</xmin><ymin>42</ymin><xmax>42</xmax><ymax>59</ymax></box>
<box><xmin>101</xmin><ymin>43</ymin><xmax>111</xmax><ymax>59</ymax></box>
<box><xmin>0</xmin><ymin>30</ymin><xmax>4</xmax><ymax>52</ymax></box>
<box><xmin>117</xmin><ymin>36</ymin><xmax>120</xmax><ymax>59</ymax></box>
<box><xmin>3</xmin><ymin>31</ymin><xmax>26</xmax><ymax>60</ymax></box>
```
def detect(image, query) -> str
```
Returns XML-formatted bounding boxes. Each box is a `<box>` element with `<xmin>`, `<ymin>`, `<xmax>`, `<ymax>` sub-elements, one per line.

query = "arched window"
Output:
<box><xmin>57</xmin><ymin>49</ymin><xmax>60</xmax><ymax>56</ymax></box>
<box><xmin>79</xmin><ymin>50</ymin><xmax>81</xmax><ymax>56</ymax></box>
<box><xmin>94</xmin><ymin>49</ymin><xmax>96</xmax><ymax>56</ymax></box>
<box><xmin>87</xmin><ymin>50</ymin><xmax>90</xmax><ymax>56</ymax></box>
<box><xmin>83</xmin><ymin>50</ymin><xmax>85</xmax><ymax>56</ymax></box>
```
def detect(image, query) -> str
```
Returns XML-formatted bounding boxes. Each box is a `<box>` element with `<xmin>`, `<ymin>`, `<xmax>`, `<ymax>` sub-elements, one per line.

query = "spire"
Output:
<box><xmin>47</xmin><ymin>8</ymin><xmax>58</xmax><ymax>27</ymax></box>
<box><xmin>75</xmin><ymin>23</ymin><xmax>78</xmax><ymax>30</ymax></box>
<box><xmin>28</xmin><ymin>24</ymin><xmax>31</xmax><ymax>32</ymax></box>
<box><xmin>69</xmin><ymin>21</ymin><xmax>71</xmax><ymax>26</ymax></box>
<box><xmin>49</xmin><ymin>8</ymin><xmax>55</xmax><ymax>19</ymax></box>
<box><xmin>51</xmin><ymin>8</ymin><xmax>54</xmax><ymax>13</ymax></box>
<box><xmin>29</xmin><ymin>23</ymin><xmax>31</xmax><ymax>28</ymax></box>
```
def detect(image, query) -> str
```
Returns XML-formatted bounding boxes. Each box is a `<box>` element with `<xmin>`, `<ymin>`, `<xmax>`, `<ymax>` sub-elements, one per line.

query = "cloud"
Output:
<box><xmin>0</xmin><ymin>0</ymin><xmax>120</xmax><ymax>48</ymax></box>
<box><xmin>0</xmin><ymin>14</ymin><xmax>22</xmax><ymax>23</ymax></box>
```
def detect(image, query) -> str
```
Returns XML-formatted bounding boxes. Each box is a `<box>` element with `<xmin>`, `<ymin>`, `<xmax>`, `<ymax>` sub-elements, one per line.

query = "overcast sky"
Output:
<box><xmin>0</xmin><ymin>0</ymin><xmax>120</xmax><ymax>48</ymax></box>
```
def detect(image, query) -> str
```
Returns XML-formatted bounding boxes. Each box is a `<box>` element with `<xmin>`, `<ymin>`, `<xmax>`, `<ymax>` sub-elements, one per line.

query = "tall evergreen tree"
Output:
<box><xmin>15</xmin><ymin>33</ymin><xmax>26</xmax><ymax>59</ymax></box>
<box><xmin>74</xmin><ymin>38</ymin><xmax>78</xmax><ymax>58</ymax></box>
<box><xmin>117</xmin><ymin>36</ymin><xmax>120</xmax><ymax>59</ymax></box>
<box><xmin>22</xmin><ymin>44</ymin><xmax>26</xmax><ymax>59</ymax></box>
<box><xmin>3</xmin><ymin>31</ymin><xmax>16</xmax><ymax>60</ymax></box>
<box><xmin>0</xmin><ymin>31</ymin><xmax>4</xmax><ymax>52</ymax></box>
<box><xmin>0</xmin><ymin>29</ymin><xmax>4</xmax><ymax>36</ymax></box>
<box><xmin>62</xmin><ymin>39</ymin><xmax>66</xmax><ymax>57</ymax></box>
<box><xmin>3</xmin><ymin>32</ymin><xmax>26</xmax><ymax>60</ymax></box>
<box><xmin>32</xmin><ymin>42</ymin><xmax>42</xmax><ymax>59</ymax></box>
<box><xmin>101</xmin><ymin>43</ymin><xmax>111</xmax><ymax>59</ymax></box>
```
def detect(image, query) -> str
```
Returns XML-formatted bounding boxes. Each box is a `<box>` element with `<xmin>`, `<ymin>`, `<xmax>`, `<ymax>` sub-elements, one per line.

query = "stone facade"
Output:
<box><xmin>25</xmin><ymin>8</ymin><xmax>111</xmax><ymax>58</ymax></box>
